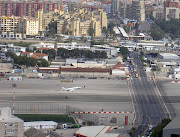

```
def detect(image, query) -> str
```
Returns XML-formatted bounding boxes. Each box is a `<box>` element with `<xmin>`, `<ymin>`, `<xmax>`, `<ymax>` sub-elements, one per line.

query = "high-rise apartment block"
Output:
<box><xmin>0</xmin><ymin>107</ymin><xmax>24</xmax><ymax>137</ymax></box>
<box><xmin>0</xmin><ymin>16</ymin><xmax>39</xmax><ymax>38</ymax></box>
<box><xmin>0</xmin><ymin>16</ymin><xmax>22</xmax><ymax>38</ymax></box>
<box><xmin>118</xmin><ymin>0</ymin><xmax>145</xmax><ymax>22</ymax></box>
<box><xmin>0</xmin><ymin>1</ymin><xmax>61</xmax><ymax>18</ymax></box>
<box><xmin>164</xmin><ymin>0</ymin><xmax>180</xmax><ymax>21</ymax></box>
<box><xmin>23</xmin><ymin>18</ymin><xmax>39</xmax><ymax>35</ymax></box>
<box><xmin>111</xmin><ymin>0</ymin><xmax>120</xmax><ymax>14</ymax></box>
<box><xmin>57</xmin><ymin>8</ymin><xmax>107</xmax><ymax>37</ymax></box>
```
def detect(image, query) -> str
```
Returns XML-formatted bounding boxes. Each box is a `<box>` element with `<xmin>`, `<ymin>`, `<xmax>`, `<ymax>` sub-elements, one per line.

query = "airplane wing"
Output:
<box><xmin>62</xmin><ymin>87</ymin><xmax>81</xmax><ymax>92</ymax></box>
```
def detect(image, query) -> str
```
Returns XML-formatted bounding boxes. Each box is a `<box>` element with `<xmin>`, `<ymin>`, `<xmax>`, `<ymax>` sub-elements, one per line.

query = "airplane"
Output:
<box><xmin>62</xmin><ymin>87</ymin><xmax>81</xmax><ymax>92</ymax></box>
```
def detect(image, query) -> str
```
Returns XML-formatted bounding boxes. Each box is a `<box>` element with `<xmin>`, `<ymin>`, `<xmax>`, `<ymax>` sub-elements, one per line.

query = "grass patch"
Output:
<box><xmin>15</xmin><ymin>114</ymin><xmax>75</xmax><ymax>124</ymax></box>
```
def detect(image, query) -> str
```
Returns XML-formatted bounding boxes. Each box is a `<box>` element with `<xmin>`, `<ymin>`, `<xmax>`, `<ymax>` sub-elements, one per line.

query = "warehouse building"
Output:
<box><xmin>159</xmin><ymin>53</ymin><xmax>180</xmax><ymax>60</ymax></box>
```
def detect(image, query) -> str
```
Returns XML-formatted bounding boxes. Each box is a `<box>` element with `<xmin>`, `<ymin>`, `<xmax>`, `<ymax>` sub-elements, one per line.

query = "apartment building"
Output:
<box><xmin>111</xmin><ymin>0</ymin><xmax>120</xmax><ymax>14</ymax></box>
<box><xmin>0</xmin><ymin>1</ymin><xmax>62</xmax><ymax>17</ymax></box>
<box><xmin>165</xmin><ymin>7</ymin><xmax>179</xmax><ymax>21</ymax></box>
<box><xmin>0</xmin><ymin>44</ymin><xmax>26</xmax><ymax>60</ymax></box>
<box><xmin>118</xmin><ymin>0</ymin><xmax>145</xmax><ymax>22</ymax></box>
<box><xmin>23</xmin><ymin>18</ymin><xmax>39</xmax><ymax>35</ymax></box>
<box><xmin>0</xmin><ymin>16</ymin><xmax>22</xmax><ymax>38</ymax></box>
<box><xmin>35</xmin><ymin>9</ymin><xmax>63</xmax><ymax>31</ymax></box>
<box><xmin>131</xmin><ymin>0</ymin><xmax>145</xmax><ymax>22</ymax></box>
<box><xmin>57</xmin><ymin>8</ymin><xmax>107</xmax><ymax>37</ymax></box>
<box><xmin>0</xmin><ymin>107</ymin><xmax>24</xmax><ymax>137</ymax></box>
<box><xmin>164</xmin><ymin>0</ymin><xmax>180</xmax><ymax>21</ymax></box>
<box><xmin>0</xmin><ymin>16</ymin><xmax>40</xmax><ymax>38</ymax></box>
<box><xmin>153</xmin><ymin>7</ymin><xmax>165</xmax><ymax>19</ymax></box>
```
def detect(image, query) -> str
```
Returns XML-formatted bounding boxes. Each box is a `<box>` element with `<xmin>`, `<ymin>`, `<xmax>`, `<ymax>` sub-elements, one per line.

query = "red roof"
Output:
<box><xmin>37</xmin><ymin>47</ymin><xmax>50</xmax><ymax>50</ymax></box>
<box><xmin>112</xmin><ymin>68</ymin><xmax>125</xmax><ymax>71</ymax></box>
<box><xmin>34</xmin><ymin>53</ymin><xmax>48</xmax><ymax>56</ymax></box>
<box><xmin>37</xmin><ymin>67</ymin><xmax>111</xmax><ymax>73</ymax></box>
<box><xmin>21</xmin><ymin>52</ymin><xmax>31</xmax><ymax>55</ymax></box>
<box><xmin>31</xmin><ymin>55</ymin><xmax>40</xmax><ymax>59</ymax></box>
<box><xmin>113</xmin><ymin>62</ymin><xmax>127</xmax><ymax>69</ymax></box>
<box><xmin>60</xmin><ymin>67</ymin><xmax>111</xmax><ymax>73</ymax></box>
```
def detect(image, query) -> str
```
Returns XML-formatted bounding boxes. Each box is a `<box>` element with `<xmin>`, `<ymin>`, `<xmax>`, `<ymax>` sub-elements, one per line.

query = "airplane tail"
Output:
<box><xmin>62</xmin><ymin>87</ymin><xmax>65</xmax><ymax>91</ymax></box>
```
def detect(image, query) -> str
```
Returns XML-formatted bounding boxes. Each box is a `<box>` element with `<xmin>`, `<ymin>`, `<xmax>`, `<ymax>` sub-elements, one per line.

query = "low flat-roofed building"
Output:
<box><xmin>8</xmin><ymin>75</ymin><xmax>22</xmax><ymax>81</ymax></box>
<box><xmin>29</xmin><ymin>43</ymin><xmax>55</xmax><ymax>51</ymax></box>
<box><xmin>24</xmin><ymin>121</ymin><xmax>58</xmax><ymax>130</ymax></box>
<box><xmin>163</xmin><ymin>115</ymin><xmax>180</xmax><ymax>137</ymax></box>
<box><xmin>72</xmin><ymin>63</ymin><xmax>106</xmax><ymax>68</ymax></box>
<box><xmin>74</xmin><ymin>125</ymin><xmax>120</xmax><ymax>137</ymax></box>
<box><xmin>57</xmin><ymin>42</ymin><xmax>90</xmax><ymax>50</ymax></box>
<box><xmin>159</xmin><ymin>53</ymin><xmax>180</xmax><ymax>60</ymax></box>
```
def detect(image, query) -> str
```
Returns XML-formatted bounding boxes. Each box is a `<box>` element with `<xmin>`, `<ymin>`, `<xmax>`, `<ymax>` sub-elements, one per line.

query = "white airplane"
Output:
<box><xmin>62</xmin><ymin>87</ymin><xmax>81</xmax><ymax>92</ymax></box>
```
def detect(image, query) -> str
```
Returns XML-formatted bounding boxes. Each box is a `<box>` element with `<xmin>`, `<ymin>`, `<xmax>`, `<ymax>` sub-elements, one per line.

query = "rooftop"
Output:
<box><xmin>74</xmin><ymin>126</ymin><xmax>120</xmax><ymax>137</ymax></box>
<box><xmin>163</xmin><ymin>115</ymin><xmax>180</xmax><ymax>130</ymax></box>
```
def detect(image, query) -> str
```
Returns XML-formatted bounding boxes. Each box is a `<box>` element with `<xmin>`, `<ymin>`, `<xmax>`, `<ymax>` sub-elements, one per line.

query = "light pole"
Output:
<box><xmin>12</xmin><ymin>83</ymin><xmax>16</xmax><ymax>115</ymax></box>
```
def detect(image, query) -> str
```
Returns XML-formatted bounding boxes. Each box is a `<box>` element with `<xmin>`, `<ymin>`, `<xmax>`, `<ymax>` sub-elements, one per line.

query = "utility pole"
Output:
<box><xmin>12</xmin><ymin>83</ymin><xmax>16</xmax><ymax>115</ymax></box>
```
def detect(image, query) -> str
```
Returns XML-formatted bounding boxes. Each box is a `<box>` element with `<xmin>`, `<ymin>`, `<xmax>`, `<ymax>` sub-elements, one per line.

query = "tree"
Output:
<box><xmin>26</xmin><ymin>47</ymin><xmax>33</xmax><ymax>52</ymax></box>
<box><xmin>119</xmin><ymin>46</ymin><xmax>129</xmax><ymax>56</ymax></box>
<box><xmin>120</xmin><ymin>46</ymin><xmax>129</xmax><ymax>62</ymax></box>
<box><xmin>123</xmin><ymin>26</ymin><xmax>130</xmax><ymax>33</ymax></box>
<box><xmin>88</xmin><ymin>26</ymin><xmax>95</xmax><ymax>40</ymax></box>
<box><xmin>100</xmin><ymin>51</ymin><xmax>107</xmax><ymax>59</ymax></box>
<box><xmin>37</xmin><ymin>59</ymin><xmax>49</xmax><ymax>67</ymax></box>
<box><xmin>57</xmin><ymin>36</ymin><xmax>63</xmax><ymax>42</ymax></box>
<box><xmin>152</xmin><ymin>19</ymin><xmax>180</xmax><ymax>39</ymax></box>
<box><xmin>134</xmin><ymin>23</ymin><xmax>139</xmax><ymax>30</ymax></box>
<box><xmin>57</xmin><ymin>48</ymin><xmax>69</xmax><ymax>59</ymax></box>
<box><xmin>128</xmin><ymin>127</ymin><xmax>136</xmax><ymax>137</ymax></box>
<box><xmin>70</xmin><ymin>49</ymin><xmax>81</xmax><ymax>58</ymax></box>
<box><xmin>81</xmin><ymin>36</ymin><xmax>87</xmax><ymax>42</ymax></box>
<box><xmin>102</xmin><ymin>26</ymin><xmax>109</xmax><ymax>38</ymax></box>
<box><xmin>5</xmin><ymin>51</ymin><xmax>16</xmax><ymax>59</ymax></box>
<box><xmin>62</xmin><ymin>19</ymin><xmax>69</xmax><ymax>35</ymax></box>
<box><xmin>48</xmin><ymin>21</ymin><xmax>57</xmax><ymax>36</ymax></box>
<box><xmin>150</xmin><ymin>23</ymin><xmax>165</xmax><ymax>40</ymax></box>
<box><xmin>171</xmin><ymin>43</ymin><xmax>174</xmax><ymax>49</ymax></box>
<box><xmin>29</xmin><ymin>57</ymin><xmax>38</xmax><ymax>66</ymax></box>
<box><xmin>43</xmin><ymin>49</ymin><xmax>56</xmax><ymax>61</ymax></box>
<box><xmin>165</xmin><ymin>43</ymin><xmax>168</xmax><ymax>52</ymax></box>
<box><xmin>151</xmin><ymin>119</ymin><xmax>171</xmax><ymax>137</ymax></box>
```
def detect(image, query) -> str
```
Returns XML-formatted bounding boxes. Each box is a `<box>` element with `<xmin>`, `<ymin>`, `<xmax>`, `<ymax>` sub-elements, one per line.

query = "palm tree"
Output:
<box><xmin>165</xmin><ymin>43</ymin><xmax>168</xmax><ymax>52</ymax></box>
<box><xmin>171</xmin><ymin>44</ymin><xmax>174</xmax><ymax>49</ymax></box>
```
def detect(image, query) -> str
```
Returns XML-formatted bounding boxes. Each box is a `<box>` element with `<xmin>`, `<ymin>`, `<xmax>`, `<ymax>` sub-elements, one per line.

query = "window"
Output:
<box><xmin>171</xmin><ymin>134</ymin><xmax>180</xmax><ymax>137</ymax></box>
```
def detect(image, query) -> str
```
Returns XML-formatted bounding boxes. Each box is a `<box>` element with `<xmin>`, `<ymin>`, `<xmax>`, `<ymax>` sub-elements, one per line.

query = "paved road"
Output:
<box><xmin>130</xmin><ymin>52</ymin><xmax>174</xmax><ymax>136</ymax></box>
<box><xmin>0</xmin><ymin>94</ymin><xmax>131</xmax><ymax>102</ymax></box>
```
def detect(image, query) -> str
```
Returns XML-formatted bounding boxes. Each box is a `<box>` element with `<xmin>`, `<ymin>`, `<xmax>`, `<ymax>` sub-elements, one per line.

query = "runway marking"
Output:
<box><xmin>152</xmin><ymin>78</ymin><xmax>171</xmax><ymax>119</ymax></box>
<box><xmin>22</xmin><ymin>85</ymin><xmax>29</xmax><ymax>88</ymax></box>
<box><xmin>72</xmin><ymin>112</ymin><xmax>134</xmax><ymax>114</ymax></box>
<box><xmin>169</xmin><ymin>81</ymin><xmax>180</xmax><ymax>83</ymax></box>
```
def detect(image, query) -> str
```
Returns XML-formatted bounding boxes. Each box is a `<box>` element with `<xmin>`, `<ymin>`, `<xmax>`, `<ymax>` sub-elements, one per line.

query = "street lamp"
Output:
<box><xmin>12</xmin><ymin>83</ymin><xmax>16</xmax><ymax>115</ymax></box>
